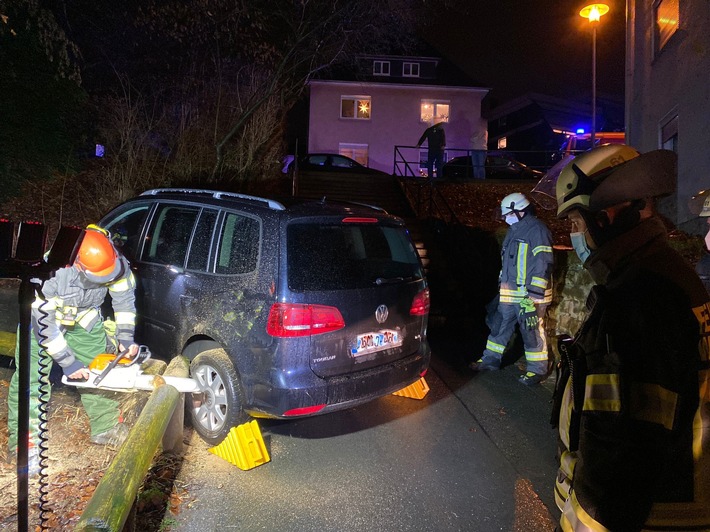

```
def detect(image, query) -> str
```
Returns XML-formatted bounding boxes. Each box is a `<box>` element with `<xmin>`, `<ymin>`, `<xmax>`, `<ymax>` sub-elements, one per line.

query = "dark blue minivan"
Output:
<box><xmin>100</xmin><ymin>189</ymin><xmax>430</xmax><ymax>444</ymax></box>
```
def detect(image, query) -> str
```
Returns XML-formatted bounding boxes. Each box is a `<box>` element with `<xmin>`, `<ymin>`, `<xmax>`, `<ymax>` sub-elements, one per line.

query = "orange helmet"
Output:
<box><xmin>75</xmin><ymin>226</ymin><xmax>121</xmax><ymax>283</ymax></box>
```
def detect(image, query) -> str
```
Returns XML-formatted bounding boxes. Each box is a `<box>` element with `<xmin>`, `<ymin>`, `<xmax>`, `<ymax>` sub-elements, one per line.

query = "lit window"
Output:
<box><xmin>655</xmin><ymin>0</ymin><xmax>679</xmax><ymax>51</ymax></box>
<box><xmin>341</xmin><ymin>96</ymin><xmax>371</xmax><ymax>120</ymax></box>
<box><xmin>339</xmin><ymin>143</ymin><xmax>369</xmax><ymax>167</ymax></box>
<box><xmin>373</xmin><ymin>61</ymin><xmax>390</xmax><ymax>76</ymax></box>
<box><xmin>660</xmin><ymin>112</ymin><xmax>678</xmax><ymax>152</ymax></box>
<box><xmin>403</xmin><ymin>62</ymin><xmax>420</xmax><ymax>77</ymax></box>
<box><xmin>420</xmin><ymin>100</ymin><xmax>449</xmax><ymax>123</ymax></box>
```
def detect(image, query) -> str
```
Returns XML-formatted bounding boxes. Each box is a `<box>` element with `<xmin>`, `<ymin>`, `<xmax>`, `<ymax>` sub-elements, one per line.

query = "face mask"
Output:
<box><xmin>570</xmin><ymin>232</ymin><xmax>592</xmax><ymax>263</ymax></box>
<box><xmin>705</xmin><ymin>228</ymin><xmax>710</xmax><ymax>251</ymax></box>
<box><xmin>504</xmin><ymin>214</ymin><xmax>519</xmax><ymax>226</ymax></box>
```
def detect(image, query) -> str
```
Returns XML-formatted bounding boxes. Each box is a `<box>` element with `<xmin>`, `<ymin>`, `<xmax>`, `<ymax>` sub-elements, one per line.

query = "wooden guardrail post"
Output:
<box><xmin>75</xmin><ymin>356</ymin><xmax>189</xmax><ymax>531</ymax></box>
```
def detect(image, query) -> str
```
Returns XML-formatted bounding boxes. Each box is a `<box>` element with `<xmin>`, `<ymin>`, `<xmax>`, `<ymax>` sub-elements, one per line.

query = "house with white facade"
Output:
<box><xmin>307</xmin><ymin>55</ymin><xmax>489</xmax><ymax>176</ymax></box>
<box><xmin>626</xmin><ymin>0</ymin><xmax>710</xmax><ymax>232</ymax></box>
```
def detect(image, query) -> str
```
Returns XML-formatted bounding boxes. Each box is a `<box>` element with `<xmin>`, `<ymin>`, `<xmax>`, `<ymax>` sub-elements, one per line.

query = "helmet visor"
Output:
<box><xmin>530</xmin><ymin>155</ymin><xmax>576</xmax><ymax>211</ymax></box>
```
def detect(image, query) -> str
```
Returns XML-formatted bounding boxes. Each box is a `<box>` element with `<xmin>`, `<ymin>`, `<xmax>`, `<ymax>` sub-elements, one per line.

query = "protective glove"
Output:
<box><xmin>519</xmin><ymin>297</ymin><xmax>538</xmax><ymax>330</ymax></box>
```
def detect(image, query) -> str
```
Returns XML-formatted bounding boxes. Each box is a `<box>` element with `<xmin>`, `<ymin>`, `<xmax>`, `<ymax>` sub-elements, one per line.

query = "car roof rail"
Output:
<box><xmin>140</xmin><ymin>188</ymin><xmax>286</xmax><ymax>211</ymax></box>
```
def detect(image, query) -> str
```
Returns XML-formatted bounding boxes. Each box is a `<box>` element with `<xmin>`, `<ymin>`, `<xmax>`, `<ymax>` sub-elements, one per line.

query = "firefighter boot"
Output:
<box><xmin>7</xmin><ymin>443</ymin><xmax>41</xmax><ymax>477</ymax></box>
<box><xmin>518</xmin><ymin>372</ymin><xmax>547</xmax><ymax>386</ymax></box>
<box><xmin>469</xmin><ymin>356</ymin><xmax>500</xmax><ymax>372</ymax></box>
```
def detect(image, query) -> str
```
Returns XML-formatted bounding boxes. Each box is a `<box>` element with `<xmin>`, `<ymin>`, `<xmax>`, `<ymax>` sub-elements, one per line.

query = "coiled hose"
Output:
<box><xmin>32</xmin><ymin>281</ymin><xmax>53</xmax><ymax>531</ymax></box>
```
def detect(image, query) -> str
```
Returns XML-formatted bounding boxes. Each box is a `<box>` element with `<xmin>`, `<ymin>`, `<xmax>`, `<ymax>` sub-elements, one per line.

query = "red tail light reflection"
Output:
<box><xmin>410</xmin><ymin>288</ymin><xmax>430</xmax><ymax>316</ymax></box>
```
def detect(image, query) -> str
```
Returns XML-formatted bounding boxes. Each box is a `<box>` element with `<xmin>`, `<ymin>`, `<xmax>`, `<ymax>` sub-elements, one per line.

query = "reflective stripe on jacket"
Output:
<box><xmin>554</xmin><ymin>217</ymin><xmax>710</xmax><ymax>531</ymax></box>
<box><xmin>31</xmin><ymin>256</ymin><xmax>136</xmax><ymax>369</ymax></box>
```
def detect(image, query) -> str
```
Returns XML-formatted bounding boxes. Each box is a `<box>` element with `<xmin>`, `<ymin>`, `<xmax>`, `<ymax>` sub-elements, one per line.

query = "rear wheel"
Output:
<box><xmin>188</xmin><ymin>348</ymin><xmax>248</xmax><ymax>446</ymax></box>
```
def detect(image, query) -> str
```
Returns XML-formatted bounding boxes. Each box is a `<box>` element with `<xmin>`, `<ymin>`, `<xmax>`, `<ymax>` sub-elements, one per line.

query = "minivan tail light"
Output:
<box><xmin>410</xmin><ymin>288</ymin><xmax>430</xmax><ymax>316</ymax></box>
<box><xmin>266</xmin><ymin>303</ymin><xmax>345</xmax><ymax>337</ymax></box>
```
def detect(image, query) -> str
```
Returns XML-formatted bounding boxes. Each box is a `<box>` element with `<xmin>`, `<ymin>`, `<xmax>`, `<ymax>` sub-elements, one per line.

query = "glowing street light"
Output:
<box><xmin>579</xmin><ymin>3</ymin><xmax>609</xmax><ymax>146</ymax></box>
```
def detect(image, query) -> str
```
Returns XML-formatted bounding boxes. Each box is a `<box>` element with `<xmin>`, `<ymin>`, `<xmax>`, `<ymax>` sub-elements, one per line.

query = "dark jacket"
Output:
<box><xmin>417</xmin><ymin>125</ymin><xmax>446</xmax><ymax>153</ymax></box>
<box><xmin>498</xmin><ymin>213</ymin><xmax>553</xmax><ymax>304</ymax></box>
<box><xmin>554</xmin><ymin>216</ymin><xmax>710</xmax><ymax>531</ymax></box>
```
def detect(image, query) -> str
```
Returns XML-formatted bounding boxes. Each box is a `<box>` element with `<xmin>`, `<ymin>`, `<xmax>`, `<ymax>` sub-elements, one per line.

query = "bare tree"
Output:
<box><xmin>136</xmin><ymin>0</ymin><xmax>427</xmax><ymax>180</ymax></box>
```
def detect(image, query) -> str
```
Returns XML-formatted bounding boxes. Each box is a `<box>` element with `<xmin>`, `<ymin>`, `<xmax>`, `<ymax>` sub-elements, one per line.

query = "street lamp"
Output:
<box><xmin>579</xmin><ymin>3</ymin><xmax>609</xmax><ymax>146</ymax></box>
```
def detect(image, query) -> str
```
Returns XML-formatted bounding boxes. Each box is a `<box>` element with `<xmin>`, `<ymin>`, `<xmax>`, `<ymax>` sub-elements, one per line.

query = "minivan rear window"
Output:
<box><xmin>287</xmin><ymin>223</ymin><xmax>422</xmax><ymax>291</ymax></box>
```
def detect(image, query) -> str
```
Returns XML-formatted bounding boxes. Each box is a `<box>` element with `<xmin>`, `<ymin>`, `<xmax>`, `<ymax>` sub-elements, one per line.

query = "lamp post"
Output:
<box><xmin>579</xmin><ymin>3</ymin><xmax>609</xmax><ymax>146</ymax></box>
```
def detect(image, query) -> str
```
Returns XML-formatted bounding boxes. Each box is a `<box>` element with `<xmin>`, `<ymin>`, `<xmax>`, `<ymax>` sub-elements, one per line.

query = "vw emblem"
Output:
<box><xmin>375</xmin><ymin>304</ymin><xmax>388</xmax><ymax>324</ymax></box>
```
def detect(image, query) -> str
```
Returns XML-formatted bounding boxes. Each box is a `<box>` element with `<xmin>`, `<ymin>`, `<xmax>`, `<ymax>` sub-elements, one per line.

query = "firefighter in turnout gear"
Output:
<box><xmin>470</xmin><ymin>192</ymin><xmax>554</xmax><ymax>385</ymax></box>
<box><xmin>7</xmin><ymin>225</ymin><xmax>138</xmax><ymax>471</ymax></box>
<box><xmin>550</xmin><ymin>144</ymin><xmax>710</xmax><ymax>531</ymax></box>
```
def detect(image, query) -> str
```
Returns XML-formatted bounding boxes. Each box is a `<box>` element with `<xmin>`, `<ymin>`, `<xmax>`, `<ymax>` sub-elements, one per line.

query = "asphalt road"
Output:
<box><xmin>0</xmin><ymin>285</ymin><xmax>561</xmax><ymax>531</ymax></box>
<box><xmin>170</xmin><ymin>323</ymin><xmax>561</xmax><ymax>532</ymax></box>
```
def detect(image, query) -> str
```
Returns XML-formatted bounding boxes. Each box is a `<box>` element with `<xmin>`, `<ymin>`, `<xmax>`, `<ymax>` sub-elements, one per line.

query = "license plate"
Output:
<box><xmin>352</xmin><ymin>330</ymin><xmax>402</xmax><ymax>356</ymax></box>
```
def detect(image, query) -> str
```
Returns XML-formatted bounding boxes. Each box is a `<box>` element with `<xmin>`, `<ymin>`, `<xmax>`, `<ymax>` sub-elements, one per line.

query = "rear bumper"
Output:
<box><xmin>246</xmin><ymin>342</ymin><xmax>430</xmax><ymax>419</ymax></box>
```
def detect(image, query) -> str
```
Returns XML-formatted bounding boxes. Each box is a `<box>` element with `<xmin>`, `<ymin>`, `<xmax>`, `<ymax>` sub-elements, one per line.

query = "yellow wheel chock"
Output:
<box><xmin>208</xmin><ymin>419</ymin><xmax>270</xmax><ymax>470</ymax></box>
<box><xmin>392</xmin><ymin>377</ymin><xmax>430</xmax><ymax>400</ymax></box>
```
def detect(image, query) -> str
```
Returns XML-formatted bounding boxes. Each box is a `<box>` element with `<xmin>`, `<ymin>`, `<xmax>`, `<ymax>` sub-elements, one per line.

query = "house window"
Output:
<box><xmin>339</xmin><ymin>143</ymin><xmax>369</xmax><ymax>167</ymax></box>
<box><xmin>497</xmin><ymin>137</ymin><xmax>507</xmax><ymax>149</ymax></box>
<box><xmin>403</xmin><ymin>62</ymin><xmax>420</xmax><ymax>77</ymax></box>
<box><xmin>420</xmin><ymin>100</ymin><xmax>449</xmax><ymax>123</ymax></box>
<box><xmin>341</xmin><ymin>96</ymin><xmax>371</xmax><ymax>120</ymax></box>
<box><xmin>373</xmin><ymin>61</ymin><xmax>390</xmax><ymax>76</ymax></box>
<box><xmin>655</xmin><ymin>0</ymin><xmax>679</xmax><ymax>52</ymax></box>
<box><xmin>660</xmin><ymin>112</ymin><xmax>678</xmax><ymax>152</ymax></box>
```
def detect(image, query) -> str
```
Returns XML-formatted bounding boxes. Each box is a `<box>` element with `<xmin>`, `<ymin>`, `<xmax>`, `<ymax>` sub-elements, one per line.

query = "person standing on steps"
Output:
<box><xmin>470</xmin><ymin>128</ymin><xmax>488</xmax><ymax>179</ymax></box>
<box><xmin>416</xmin><ymin>121</ymin><xmax>446</xmax><ymax>180</ymax></box>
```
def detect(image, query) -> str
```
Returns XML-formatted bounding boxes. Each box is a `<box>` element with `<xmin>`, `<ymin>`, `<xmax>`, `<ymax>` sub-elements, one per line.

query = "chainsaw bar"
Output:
<box><xmin>62</xmin><ymin>363</ymin><xmax>202</xmax><ymax>393</ymax></box>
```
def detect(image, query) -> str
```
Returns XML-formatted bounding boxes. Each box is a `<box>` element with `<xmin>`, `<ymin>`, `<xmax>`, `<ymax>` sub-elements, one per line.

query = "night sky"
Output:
<box><xmin>424</xmin><ymin>0</ymin><xmax>626</xmax><ymax>104</ymax></box>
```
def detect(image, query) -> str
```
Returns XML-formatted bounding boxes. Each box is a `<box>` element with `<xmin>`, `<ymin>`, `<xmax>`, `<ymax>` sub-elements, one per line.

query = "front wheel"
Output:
<box><xmin>188</xmin><ymin>348</ymin><xmax>249</xmax><ymax>446</ymax></box>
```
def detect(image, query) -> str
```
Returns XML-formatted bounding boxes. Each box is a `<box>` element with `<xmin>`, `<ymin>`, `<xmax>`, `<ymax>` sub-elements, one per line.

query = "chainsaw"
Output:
<box><xmin>61</xmin><ymin>345</ymin><xmax>202</xmax><ymax>393</ymax></box>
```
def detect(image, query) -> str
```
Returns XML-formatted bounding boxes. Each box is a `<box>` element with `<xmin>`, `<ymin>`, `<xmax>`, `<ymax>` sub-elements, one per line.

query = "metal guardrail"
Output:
<box><xmin>393</xmin><ymin>145</ymin><xmax>559</xmax><ymax>177</ymax></box>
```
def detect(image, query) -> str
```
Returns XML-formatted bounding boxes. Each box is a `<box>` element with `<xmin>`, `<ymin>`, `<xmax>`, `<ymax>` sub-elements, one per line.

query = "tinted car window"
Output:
<box><xmin>307</xmin><ymin>155</ymin><xmax>327</xmax><ymax>166</ymax></box>
<box><xmin>331</xmin><ymin>155</ymin><xmax>356</xmax><ymax>168</ymax></box>
<box><xmin>215</xmin><ymin>212</ymin><xmax>260</xmax><ymax>275</ymax></box>
<box><xmin>186</xmin><ymin>209</ymin><xmax>218</xmax><ymax>272</ymax></box>
<box><xmin>143</xmin><ymin>204</ymin><xmax>200</xmax><ymax>266</ymax></box>
<box><xmin>287</xmin><ymin>223</ymin><xmax>422</xmax><ymax>291</ymax></box>
<box><xmin>102</xmin><ymin>203</ymin><xmax>151</xmax><ymax>261</ymax></box>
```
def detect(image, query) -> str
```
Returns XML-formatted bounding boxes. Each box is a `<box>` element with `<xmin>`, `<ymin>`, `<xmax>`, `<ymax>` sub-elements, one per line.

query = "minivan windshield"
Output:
<box><xmin>287</xmin><ymin>223</ymin><xmax>423</xmax><ymax>291</ymax></box>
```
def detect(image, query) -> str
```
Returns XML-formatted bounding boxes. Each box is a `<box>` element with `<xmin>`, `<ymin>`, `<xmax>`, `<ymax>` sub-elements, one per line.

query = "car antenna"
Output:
<box><xmin>320</xmin><ymin>196</ymin><xmax>326</xmax><ymax>204</ymax></box>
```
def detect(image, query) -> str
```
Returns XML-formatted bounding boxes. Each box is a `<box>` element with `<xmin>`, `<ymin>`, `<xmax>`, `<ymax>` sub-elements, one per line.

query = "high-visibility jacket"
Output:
<box><xmin>498</xmin><ymin>213</ymin><xmax>553</xmax><ymax>305</ymax></box>
<box><xmin>31</xmin><ymin>256</ymin><xmax>136</xmax><ymax>376</ymax></box>
<box><xmin>552</xmin><ymin>217</ymin><xmax>710</xmax><ymax>531</ymax></box>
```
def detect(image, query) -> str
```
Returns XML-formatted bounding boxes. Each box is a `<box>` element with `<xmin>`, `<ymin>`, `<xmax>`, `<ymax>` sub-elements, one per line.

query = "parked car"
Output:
<box><xmin>442</xmin><ymin>155</ymin><xmax>544</xmax><ymax>181</ymax></box>
<box><xmin>100</xmin><ymin>188</ymin><xmax>430</xmax><ymax>444</ymax></box>
<box><xmin>287</xmin><ymin>153</ymin><xmax>389</xmax><ymax>176</ymax></box>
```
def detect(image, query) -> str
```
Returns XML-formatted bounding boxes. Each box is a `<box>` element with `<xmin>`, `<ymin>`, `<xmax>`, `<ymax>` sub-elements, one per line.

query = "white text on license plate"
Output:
<box><xmin>352</xmin><ymin>330</ymin><xmax>402</xmax><ymax>356</ymax></box>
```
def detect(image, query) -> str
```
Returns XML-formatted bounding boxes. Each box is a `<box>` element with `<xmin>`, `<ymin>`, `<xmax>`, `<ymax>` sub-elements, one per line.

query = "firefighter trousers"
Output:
<box><xmin>480</xmin><ymin>301</ymin><xmax>549</xmax><ymax>375</ymax></box>
<box><xmin>7</xmin><ymin>321</ymin><xmax>121</xmax><ymax>449</ymax></box>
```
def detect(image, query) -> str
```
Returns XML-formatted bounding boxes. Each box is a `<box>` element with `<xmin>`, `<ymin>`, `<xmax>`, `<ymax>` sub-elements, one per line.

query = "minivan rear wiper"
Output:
<box><xmin>374</xmin><ymin>276</ymin><xmax>404</xmax><ymax>285</ymax></box>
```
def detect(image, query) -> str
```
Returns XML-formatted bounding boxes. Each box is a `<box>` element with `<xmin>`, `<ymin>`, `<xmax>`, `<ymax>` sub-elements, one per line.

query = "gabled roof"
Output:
<box><xmin>316</xmin><ymin>53</ymin><xmax>487</xmax><ymax>89</ymax></box>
